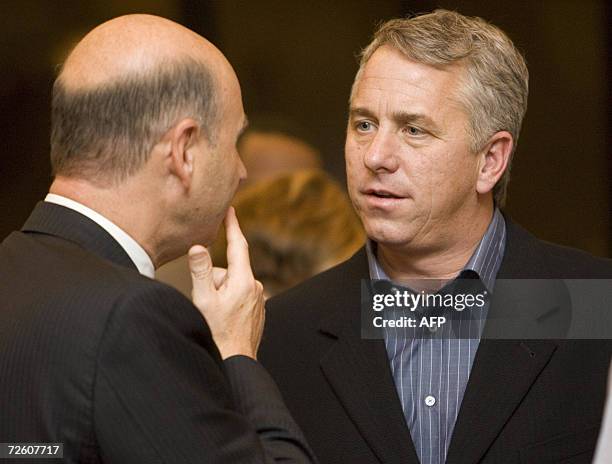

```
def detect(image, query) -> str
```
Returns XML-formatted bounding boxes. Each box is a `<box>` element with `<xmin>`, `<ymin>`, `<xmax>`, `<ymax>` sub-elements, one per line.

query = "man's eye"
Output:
<box><xmin>405</xmin><ymin>126</ymin><xmax>423</xmax><ymax>136</ymax></box>
<box><xmin>356</xmin><ymin>121</ymin><xmax>373</xmax><ymax>131</ymax></box>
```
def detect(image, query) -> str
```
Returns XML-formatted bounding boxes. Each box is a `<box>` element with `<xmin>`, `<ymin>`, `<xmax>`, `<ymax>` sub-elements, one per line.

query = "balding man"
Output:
<box><xmin>0</xmin><ymin>15</ymin><xmax>314</xmax><ymax>463</ymax></box>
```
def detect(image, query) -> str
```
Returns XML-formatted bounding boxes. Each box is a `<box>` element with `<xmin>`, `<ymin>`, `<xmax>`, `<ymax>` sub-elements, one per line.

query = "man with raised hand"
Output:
<box><xmin>260</xmin><ymin>10</ymin><xmax>612</xmax><ymax>464</ymax></box>
<box><xmin>0</xmin><ymin>14</ymin><xmax>314</xmax><ymax>463</ymax></box>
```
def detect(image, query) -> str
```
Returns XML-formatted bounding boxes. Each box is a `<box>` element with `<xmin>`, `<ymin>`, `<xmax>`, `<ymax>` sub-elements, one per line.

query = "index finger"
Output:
<box><xmin>224</xmin><ymin>207</ymin><xmax>254</xmax><ymax>280</ymax></box>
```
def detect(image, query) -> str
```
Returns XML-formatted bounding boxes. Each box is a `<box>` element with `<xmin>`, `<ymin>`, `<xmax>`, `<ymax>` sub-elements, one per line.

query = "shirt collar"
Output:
<box><xmin>44</xmin><ymin>193</ymin><xmax>155</xmax><ymax>279</ymax></box>
<box><xmin>366</xmin><ymin>208</ymin><xmax>506</xmax><ymax>293</ymax></box>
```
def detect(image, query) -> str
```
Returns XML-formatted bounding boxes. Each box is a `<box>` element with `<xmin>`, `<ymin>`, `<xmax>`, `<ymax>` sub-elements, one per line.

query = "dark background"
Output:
<box><xmin>1</xmin><ymin>0</ymin><xmax>610</xmax><ymax>256</ymax></box>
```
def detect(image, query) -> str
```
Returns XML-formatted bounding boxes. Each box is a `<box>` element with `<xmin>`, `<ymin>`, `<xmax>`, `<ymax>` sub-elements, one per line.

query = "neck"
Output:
<box><xmin>49</xmin><ymin>176</ymin><xmax>167</xmax><ymax>267</ymax></box>
<box><xmin>377</xmin><ymin>204</ymin><xmax>494</xmax><ymax>287</ymax></box>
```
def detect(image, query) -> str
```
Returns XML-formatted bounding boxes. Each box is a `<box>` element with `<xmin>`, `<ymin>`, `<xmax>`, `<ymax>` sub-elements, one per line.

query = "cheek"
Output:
<box><xmin>429</xmin><ymin>150</ymin><xmax>479</xmax><ymax>207</ymax></box>
<box><xmin>223</xmin><ymin>152</ymin><xmax>241</xmax><ymax>183</ymax></box>
<box><xmin>345</xmin><ymin>143</ymin><xmax>365</xmax><ymax>184</ymax></box>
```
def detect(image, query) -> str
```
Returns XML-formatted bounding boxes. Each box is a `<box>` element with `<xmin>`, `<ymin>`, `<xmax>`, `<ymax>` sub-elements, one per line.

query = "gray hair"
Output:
<box><xmin>51</xmin><ymin>57</ymin><xmax>217</xmax><ymax>184</ymax></box>
<box><xmin>353</xmin><ymin>10</ymin><xmax>529</xmax><ymax>206</ymax></box>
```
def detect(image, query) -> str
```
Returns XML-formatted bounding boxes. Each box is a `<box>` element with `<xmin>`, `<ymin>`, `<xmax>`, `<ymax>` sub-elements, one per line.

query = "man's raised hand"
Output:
<box><xmin>189</xmin><ymin>207</ymin><xmax>265</xmax><ymax>359</ymax></box>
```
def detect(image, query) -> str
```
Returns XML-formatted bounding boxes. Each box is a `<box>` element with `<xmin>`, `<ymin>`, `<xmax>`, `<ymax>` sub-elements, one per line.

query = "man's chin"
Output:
<box><xmin>364</xmin><ymin>228</ymin><xmax>414</xmax><ymax>249</ymax></box>
<box><xmin>362</xmin><ymin>218</ymin><xmax>411</xmax><ymax>243</ymax></box>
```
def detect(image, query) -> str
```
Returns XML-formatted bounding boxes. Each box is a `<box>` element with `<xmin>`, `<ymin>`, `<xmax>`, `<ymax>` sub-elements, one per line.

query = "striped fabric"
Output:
<box><xmin>366</xmin><ymin>208</ymin><xmax>506</xmax><ymax>464</ymax></box>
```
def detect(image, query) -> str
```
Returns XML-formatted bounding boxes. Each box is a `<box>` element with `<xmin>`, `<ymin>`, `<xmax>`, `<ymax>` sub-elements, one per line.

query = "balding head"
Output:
<box><xmin>60</xmin><ymin>14</ymin><xmax>228</xmax><ymax>90</ymax></box>
<box><xmin>51</xmin><ymin>14</ymin><xmax>237</xmax><ymax>184</ymax></box>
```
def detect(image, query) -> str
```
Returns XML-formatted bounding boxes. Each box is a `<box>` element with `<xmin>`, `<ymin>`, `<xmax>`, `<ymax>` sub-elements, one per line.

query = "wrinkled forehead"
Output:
<box><xmin>361</xmin><ymin>47</ymin><xmax>462</xmax><ymax>92</ymax></box>
<box><xmin>351</xmin><ymin>46</ymin><xmax>468</xmax><ymax>113</ymax></box>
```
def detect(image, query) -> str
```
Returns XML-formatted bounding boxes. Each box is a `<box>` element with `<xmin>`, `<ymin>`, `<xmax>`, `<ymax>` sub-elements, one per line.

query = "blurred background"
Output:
<box><xmin>1</xmin><ymin>0</ymin><xmax>610</xmax><ymax>256</ymax></box>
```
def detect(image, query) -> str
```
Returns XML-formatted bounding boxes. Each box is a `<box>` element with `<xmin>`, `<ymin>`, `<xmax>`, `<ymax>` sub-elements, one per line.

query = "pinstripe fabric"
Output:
<box><xmin>0</xmin><ymin>203</ymin><xmax>316</xmax><ymax>463</ymax></box>
<box><xmin>366</xmin><ymin>208</ymin><xmax>506</xmax><ymax>464</ymax></box>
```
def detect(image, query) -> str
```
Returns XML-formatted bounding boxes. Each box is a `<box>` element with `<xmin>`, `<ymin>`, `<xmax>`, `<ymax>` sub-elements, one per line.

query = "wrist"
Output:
<box><xmin>218</xmin><ymin>344</ymin><xmax>257</xmax><ymax>360</ymax></box>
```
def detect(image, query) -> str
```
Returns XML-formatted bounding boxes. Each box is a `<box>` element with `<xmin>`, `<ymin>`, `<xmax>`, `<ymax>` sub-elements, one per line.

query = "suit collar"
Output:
<box><xmin>365</xmin><ymin>208</ymin><xmax>507</xmax><ymax>293</ymax></box>
<box><xmin>44</xmin><ymin>194</ymin><xmax>154</xmax><ymax>277</ymax></box>
<box><xmin>318</xmin><ymin>248</ymin><xmax>369</xmax><ymax>338</ymax></box>
<box><xmin>318</xmin><ymin>212</ymin><xmax>537</xmax><ymax>337</ymax></box>
<box><xmin>22</xmin><ymin>202</ymin><xmax>137</xmax><ymax>272</ymax></box>
<box><xmin>496</xmin><ymin>213</ymin><xmax>553</xmax><ymax>278</ymax></box>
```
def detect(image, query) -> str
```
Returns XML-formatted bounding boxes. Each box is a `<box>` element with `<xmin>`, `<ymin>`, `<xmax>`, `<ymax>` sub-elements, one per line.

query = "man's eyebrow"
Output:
<box><xmin>391</xmin><ymin>111</ymin><xmax>437</xmax><ymax>129</ymax></box>
<box><xmin>348</xmin><ymin>107</ymin><xmax>377</xmax><ymax>120</ymax></box>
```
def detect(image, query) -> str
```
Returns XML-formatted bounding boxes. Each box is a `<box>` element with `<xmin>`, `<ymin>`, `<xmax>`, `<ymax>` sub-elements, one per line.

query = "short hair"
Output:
<box><xmin>50</xmin><ymin>57</ymin><xmax>217</xmax><ymax>184</ymax></box>
<box><xmin>353</xmin><ymin>10</ymin><xmax>529</xmax><ymax>206</ymax></box>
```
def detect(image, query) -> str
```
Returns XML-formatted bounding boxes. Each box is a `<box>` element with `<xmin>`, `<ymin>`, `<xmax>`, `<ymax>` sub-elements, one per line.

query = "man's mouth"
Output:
<box><xmin>359</xmin><ymin>187</ymin><xmax>410</xmax><ymax>210</ymax></box>
<box><xmin>363</xmin><ymin>188</ymin><xmax>406</xmax><ymax>199</ymax></box>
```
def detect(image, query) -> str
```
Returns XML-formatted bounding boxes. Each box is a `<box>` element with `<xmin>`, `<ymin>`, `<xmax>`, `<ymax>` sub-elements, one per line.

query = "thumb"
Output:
<box><xmin>188</xmin><ymin>245</ymin><xmax>214</xmax><ymax>294</ymax></box>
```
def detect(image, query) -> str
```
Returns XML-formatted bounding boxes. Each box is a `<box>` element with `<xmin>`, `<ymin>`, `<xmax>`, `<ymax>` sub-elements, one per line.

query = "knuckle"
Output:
<box><xmin>191</xmin><ymin>269</ymin><xmax>210</xmax><ymax>280</ymax></box>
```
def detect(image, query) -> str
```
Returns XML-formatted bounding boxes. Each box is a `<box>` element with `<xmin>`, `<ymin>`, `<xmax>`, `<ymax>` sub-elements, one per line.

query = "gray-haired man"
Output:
<box><xmin>261</xmin><ymin>10</ymin><xmax>612</xmax><ymax>464</ymax></box>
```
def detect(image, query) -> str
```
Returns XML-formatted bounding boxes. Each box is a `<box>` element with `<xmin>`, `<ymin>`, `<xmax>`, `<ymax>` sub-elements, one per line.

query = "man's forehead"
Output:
<box><xmin>364</xmin><ymin>53</ymin><xmax>457</xmax><ymax>86</ymax></box>
<box><xmin>351</xmin><ymin>75</ymin><xmax>459</xmax><ymax>112</ymax></box>
<box><xmin>354</xmin><ymin>55</ymin><xmax>465</xmax><ymax>111</ymax></box>
<box><xmin>355</xmin><ymin>75</ymin><xmax>434</xmax><ymax>99</ymax></box>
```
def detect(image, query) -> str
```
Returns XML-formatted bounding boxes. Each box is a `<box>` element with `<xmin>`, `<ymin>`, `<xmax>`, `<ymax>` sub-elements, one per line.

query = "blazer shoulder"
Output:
<box><xmin>535</xmin><ymin>237</ymin><xmax>612</xmax><ymax>278</ymax></box>
<box><xmin>2</xmin><ymin>229</ymin><xmax>201</xmax><ymax>333</ymax></box>
<box><xmin>503</xmin><ymin>216</ymin><xmax>612</xmax><ymax>278</ymax></box>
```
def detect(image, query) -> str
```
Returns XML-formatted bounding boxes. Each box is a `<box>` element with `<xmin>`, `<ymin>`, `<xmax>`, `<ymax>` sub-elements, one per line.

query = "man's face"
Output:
<box><xmin>189</xmin><ymin>69</ymin><xmax>247</xmax><ymax>245</ymax></box>
<box><xmin>346</xmin><ymin>45</ymin><xmax>482</xmax><ymax>253</ymax></box>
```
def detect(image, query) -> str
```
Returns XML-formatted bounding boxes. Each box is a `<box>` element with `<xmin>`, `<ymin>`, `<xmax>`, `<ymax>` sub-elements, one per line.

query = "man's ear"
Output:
<box><xmin>166</xmin><ymin>118</ymin><xmax>201</xmax><ymax>190</ymax></box>
<box><xmin>476</xmin><ymin>131</ymin><xmax>513</xmax><ymax>195</ymax></box>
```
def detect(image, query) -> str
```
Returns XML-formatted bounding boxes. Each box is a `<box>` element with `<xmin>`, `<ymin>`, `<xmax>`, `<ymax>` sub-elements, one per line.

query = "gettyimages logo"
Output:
<box><xmin>361</xmin><ymin>278</ymin><xmax>612</xmax><ymax>340</ymax></box>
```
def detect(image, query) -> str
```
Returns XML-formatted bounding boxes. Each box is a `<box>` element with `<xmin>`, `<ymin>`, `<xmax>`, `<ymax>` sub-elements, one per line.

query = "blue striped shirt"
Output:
<box><xmin>366</xmin><ymin>208</ymin><xmax>506</xmax><ymax>464</ymax></box>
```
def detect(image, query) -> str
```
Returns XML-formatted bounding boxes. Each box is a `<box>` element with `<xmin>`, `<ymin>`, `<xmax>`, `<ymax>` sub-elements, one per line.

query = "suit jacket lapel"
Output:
<box><xmin>21</xmin><ymin>201</ymin><xmax>137</xmax><ymax>271</ymax></box>
<box><xmin>445</xmin><ymin>338</ymin><xmax>556</xmax><ymax>464</ymax></box>
<box><xmin>446</xmin><ymin>216</ymin><xmax>559</xmax><ymax>464</ymax></box>
<box><xmin>319</xmin><ymin>250</ymin><xmax>420</xmax><ymax>464</ymax></box>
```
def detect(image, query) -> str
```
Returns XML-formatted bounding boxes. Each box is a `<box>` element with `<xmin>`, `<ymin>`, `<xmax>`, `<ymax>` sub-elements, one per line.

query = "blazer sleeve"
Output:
<box><xmin>224</xmin><ymin>356</ymin><xmax>317</xmax><ymax>463</ymax></box>
<box><xmin>93</xmin><ymin>283</ymin><xmax>315</xmax><ymax>463</ymax></box>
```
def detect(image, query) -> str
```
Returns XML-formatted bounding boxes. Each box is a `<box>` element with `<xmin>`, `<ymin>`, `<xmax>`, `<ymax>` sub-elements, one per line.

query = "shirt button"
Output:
<box><xmin>425</xmin><ymin>395</ymin><xmax>436</xmax><ymax>407</ymax></box>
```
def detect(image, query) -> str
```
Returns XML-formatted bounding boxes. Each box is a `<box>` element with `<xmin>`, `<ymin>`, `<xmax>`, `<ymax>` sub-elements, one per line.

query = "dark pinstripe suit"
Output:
<box><xmin>0</xmin><ymin>202</ymin><xmax>314</xmax><ymax>463</ymax></box>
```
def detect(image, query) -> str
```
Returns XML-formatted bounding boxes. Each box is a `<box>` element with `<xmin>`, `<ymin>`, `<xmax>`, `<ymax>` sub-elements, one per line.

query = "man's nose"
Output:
<box><xmin>239</xmin><ymin>156</ymin><xmax>247</xmax><ymax>180</ymax></box>
<box><xmin>237</xmin><ymin>155</ymin><xmax>248</xmax><ymax>186</ymax></box>
<box><xmin>363</xmin><ymin>129</ymin><xmax>400</xmax><ymax>173</ymax></box>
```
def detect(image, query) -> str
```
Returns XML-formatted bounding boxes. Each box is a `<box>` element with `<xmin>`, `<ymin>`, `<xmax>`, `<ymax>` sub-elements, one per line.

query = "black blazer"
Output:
<box><xmin>260</xmin><ymin>217</ymin><xmax>612</xmax><ymax>464</ymax></box>
<box><xmin>0</xmin><ymin>202</ymin><xmax>315</xmax><ymax>463</ymax></box>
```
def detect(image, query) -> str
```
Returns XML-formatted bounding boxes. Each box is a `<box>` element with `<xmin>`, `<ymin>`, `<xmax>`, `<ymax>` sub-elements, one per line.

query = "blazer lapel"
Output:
<box><xmin>445</xmin><ymin>338</ymin><xmax>557</xmax><ymax>464</ymax></box>
<box><xmin>446</xmin><ymin>216</ymin><xmax>560</xmax><ymax>464</ymax></box>
<box><xmin>318</xmin><ymin>250</ymin><xmax>420</xmax><ymax>464</ymax></box>
<box><xmin>21</xmin><ymin>201</ymin><xmax>137</xmax><ymax>271</ymax></box>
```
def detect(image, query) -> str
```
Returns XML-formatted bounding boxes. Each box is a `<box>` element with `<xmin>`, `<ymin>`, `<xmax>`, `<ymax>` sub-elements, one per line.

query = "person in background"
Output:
<box><xmin>157</xmin><ymin>169</ymin><xmax>365</xmax><ymax>298</ymax></box>
<box><xmin>237</xmin><ymin>115</ymin><xmax>323</xmax><ymax>186</ymax></box>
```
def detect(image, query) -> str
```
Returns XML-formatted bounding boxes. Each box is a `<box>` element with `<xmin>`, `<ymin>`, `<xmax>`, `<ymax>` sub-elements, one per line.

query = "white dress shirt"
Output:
<box><xmin>593</xmin><ymin>361</ymin><xmax>612</xmax><ymax>464</ymax></box>
<box><xmin>44</xmin><ymin>193</ymin><xmax>155</xmax><ymax>278</ymax></box>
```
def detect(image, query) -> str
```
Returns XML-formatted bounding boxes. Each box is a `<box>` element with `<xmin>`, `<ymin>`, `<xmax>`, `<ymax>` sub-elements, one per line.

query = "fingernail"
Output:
<box><xmin>189</xmin><ymin>245</ymin><xmax>207</xmax><ymax>258</ymax></box>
